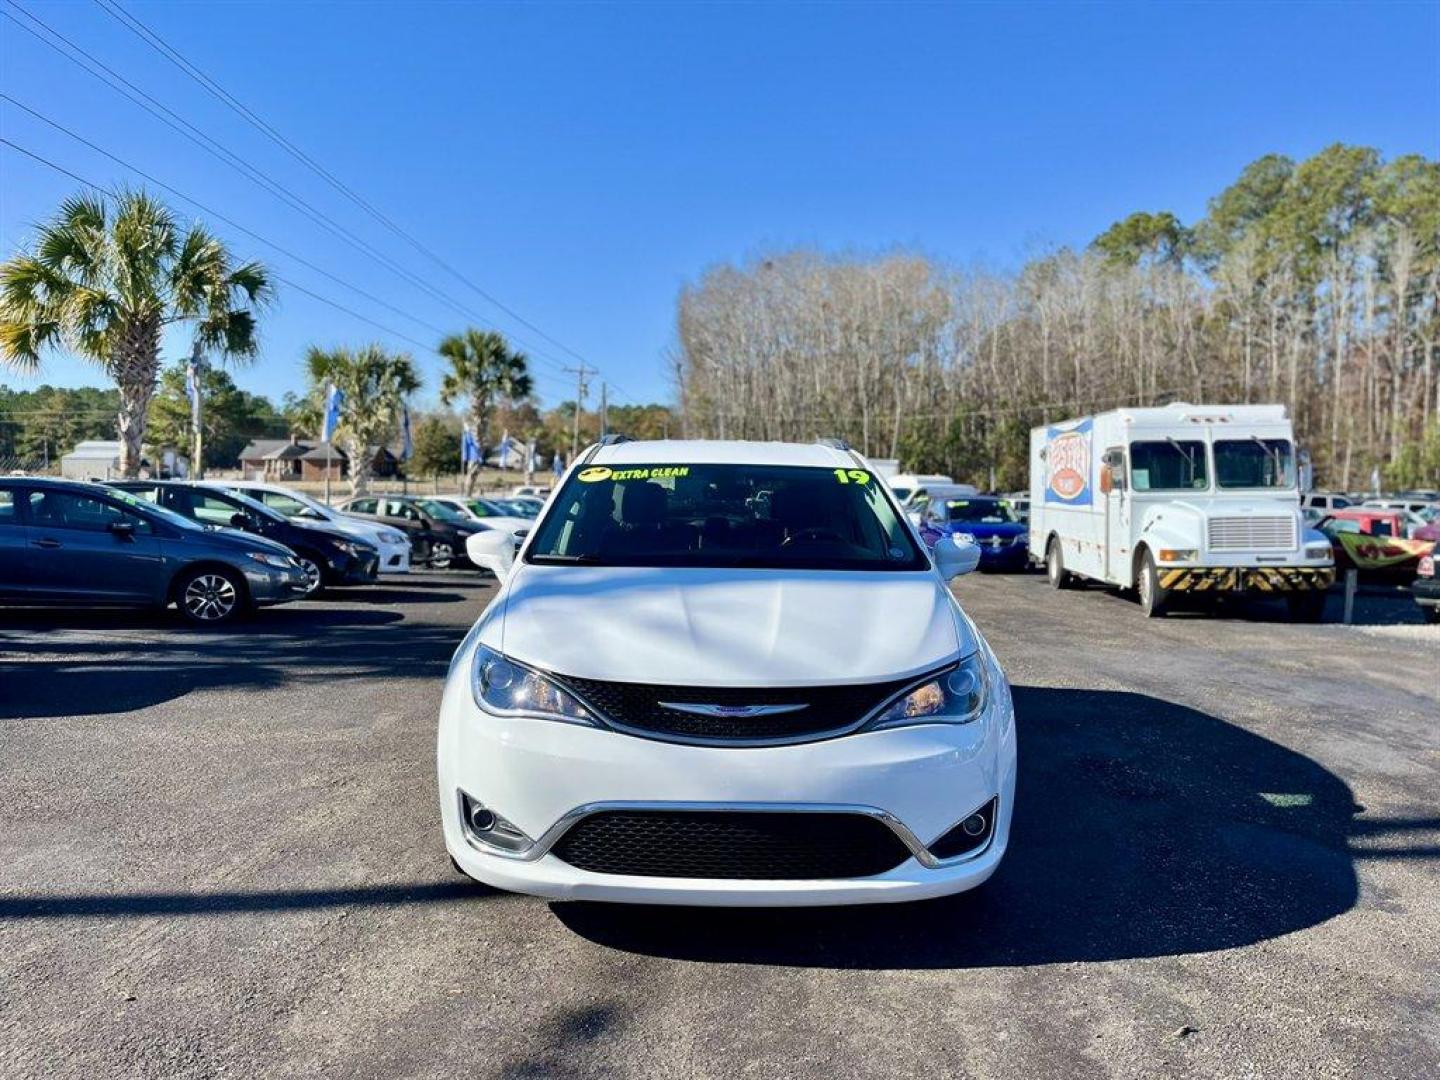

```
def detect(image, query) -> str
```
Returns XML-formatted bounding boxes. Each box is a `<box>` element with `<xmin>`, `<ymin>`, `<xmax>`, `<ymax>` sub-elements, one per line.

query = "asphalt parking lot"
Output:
<box><xmin>2</xmin><ymin>571</ymin><xmax>1437</xmax><ymax>1079</ymax></box>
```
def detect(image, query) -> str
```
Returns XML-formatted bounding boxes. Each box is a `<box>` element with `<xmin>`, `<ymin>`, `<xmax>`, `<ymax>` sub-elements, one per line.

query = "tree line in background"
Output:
<box><xmin>675</xmin><ymin>145</ymin><xmax>1440</xmax><ymax>491</ymax></box>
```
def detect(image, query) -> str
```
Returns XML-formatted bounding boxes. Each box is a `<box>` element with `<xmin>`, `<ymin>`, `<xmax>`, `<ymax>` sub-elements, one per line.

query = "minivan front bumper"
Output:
<box><xmin>436</xmin><ymin>657</ymin><xmax>1017</xmax><ymax>906</ymax></box>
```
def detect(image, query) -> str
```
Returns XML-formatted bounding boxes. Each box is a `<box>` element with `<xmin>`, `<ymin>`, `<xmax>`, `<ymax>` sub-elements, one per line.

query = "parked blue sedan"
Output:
<box><xmin>916</xmin><ymin>496</ymin><xmax>1029</xmax><ymax>571</ymax></box>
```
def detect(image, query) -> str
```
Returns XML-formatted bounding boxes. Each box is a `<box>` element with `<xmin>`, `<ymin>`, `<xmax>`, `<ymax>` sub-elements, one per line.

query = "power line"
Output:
<box><xmin>1</xmin><ymin>1</ymin><xmax>581</xmax><ymax>378</ymax></box>
<box><xmin>0</xmin><ymin>138</ymin><xmax>581</xmax><ymax>408</ymax></box>
<box><xmin>1</xmin><ymin>137</ymin><xmax>432</xmax><ymax>353</ymax></box>
<box><xmin>0</xmin><ymin>102</ymin><xmax>444</xmax><ymax>341</ymax></box>
<box><xmin>88</xmin><ymin>0</ymin><xmax>609</xmax><ymax>371</ymax></box>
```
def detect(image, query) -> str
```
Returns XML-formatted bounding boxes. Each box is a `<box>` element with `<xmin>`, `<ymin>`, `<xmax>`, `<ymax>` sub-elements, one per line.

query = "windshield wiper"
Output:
<box><xmin>1250</xmin><ymin>436</ymin><xmax>1287</xmax><ymax>485</ymax></box>
<box><xmin>1166</xmin><ymin>437</ymin><xmax>1199</xmax><ymax>484</ymax></box>
<box><xmin>528</xmin><ymin>552</ymin><xmax>602</xmax><ymax>564</ymax></box>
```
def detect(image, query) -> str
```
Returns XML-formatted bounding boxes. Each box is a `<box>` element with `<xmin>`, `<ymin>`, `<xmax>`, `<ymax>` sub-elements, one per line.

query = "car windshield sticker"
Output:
<box><xmin>578</xmin><ymin>466</ymin><xmax>690</xmax><ymax>483</ymax></box>
<box><xmin>832</xmin><ymin>469</ymin><xmax>871</xmax><ymax>484</ymax></box>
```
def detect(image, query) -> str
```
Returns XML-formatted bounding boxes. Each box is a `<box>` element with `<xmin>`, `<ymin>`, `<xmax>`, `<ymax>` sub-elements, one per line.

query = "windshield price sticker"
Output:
<box><xmin>577</xmin><ymin>466</ymin><xmax>690</xmax><ymax>483</ymax></box>
<box><xmin>832</xmin><ymin>469</ymin><xmax>871</xmax><ymax>485</ymax></box>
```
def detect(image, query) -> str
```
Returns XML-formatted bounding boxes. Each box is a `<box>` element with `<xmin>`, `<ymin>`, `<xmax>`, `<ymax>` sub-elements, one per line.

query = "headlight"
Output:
<box><xmin>1305</xmin><ymin>544</ymin><xmax>1332</xmax><ymax>560</ymax></box>
<box><xmin>953</xmin><ymin>532</ymin><xmax>977</xmax><ymax>546</ymax></box>
<box><xmin>247</xmin><ymin>551</ymin><xmax>293</xmax><ymax>569</ymax></box>
<box><xmin>1157</xmin><ymin>549</ymin><xmax>1198</xmax><ymax>562</ymax></box>
<box><xmin>380</xmin><ymin>530</ymin><xmax>406</xmax><ymax>544</ymax></box>
<box><xmin>334</xmin><ymin>540</ymin><xmax>360</xmax><ymax>556</ymax></box>
<box><xmin>868</xmin><ymin>653</ymin><xmax>988</xmax><ymax>730</ymax></box>
<box><xmin>470</xmin><ymin>645</ymin><xmax>598</xmax><ymax>727</ymax></box>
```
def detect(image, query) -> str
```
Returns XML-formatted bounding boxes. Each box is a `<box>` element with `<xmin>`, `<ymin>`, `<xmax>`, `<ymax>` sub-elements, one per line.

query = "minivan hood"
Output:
<box><xmin>498</xmin><ymin>565</ymin><xmax>968</xmax><ymax>686</ymax></box>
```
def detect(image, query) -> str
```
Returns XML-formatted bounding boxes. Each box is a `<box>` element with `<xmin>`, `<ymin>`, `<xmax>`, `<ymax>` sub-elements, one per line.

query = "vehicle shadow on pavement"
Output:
<box><xmin>552</xmin><ymin>686</ymin><xmax>1365</xmax><ymax>969</ymax></box>
<box><xmin>0</xmin><ymin>608</ymin><xmax>465</xmax><ymax>717</ymax></box>
<box><xmin>0</xmin><ymin>882</ymin><xmax>484</xmax><ymax>920</ymax></box>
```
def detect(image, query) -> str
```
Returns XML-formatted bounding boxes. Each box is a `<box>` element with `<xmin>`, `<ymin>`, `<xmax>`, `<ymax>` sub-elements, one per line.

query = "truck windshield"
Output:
<box><xmin>1214</xmin><ymin>439</ymin><xmax>1296</xmax><ymax>489</ymax></box>
<box><xmin>1129</xmin><ymin>440</ymin><xmax>1208</xmax><ymax>491</ymax></box>
<box><xmin>527</xmin><ymin>463</ymin><xmax>928</xmax><ymax>571</ymax></box>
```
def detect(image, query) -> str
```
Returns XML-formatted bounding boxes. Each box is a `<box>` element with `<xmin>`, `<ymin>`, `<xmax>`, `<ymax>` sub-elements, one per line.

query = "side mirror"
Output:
<box><xmin>511</xmin><ymin>528</ymin><xmax>530</xmax><ymax>553</ymax></box>
<box><xmin>933</xmin><ymin>534</ymin><xmax>981</xmax><ymax>580</ymax></box>
<box><xmin>467</xmin><ymin>529</ymin><xmax>516</xmax><ymax>581</ymax></box>
<box><xmin>108</xmin><ymin>520</ymin><xmax>136</xmax><ymax>540</ymax></box>
<box><xmin>230</xmin><ymin>513</ymin><xmax>253</xmax><ymax>530</ymax></box>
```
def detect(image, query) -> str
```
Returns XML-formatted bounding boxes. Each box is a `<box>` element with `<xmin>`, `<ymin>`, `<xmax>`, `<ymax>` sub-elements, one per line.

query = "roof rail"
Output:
<box><xmin>598</xmin><ymin>433</ymin><xmax>630</xmax><ymax>446</ymax></box>
<box><xmin>816</xmin><ymin>436</ymin><xmax>851</xmax><ymax>451</ymax></box>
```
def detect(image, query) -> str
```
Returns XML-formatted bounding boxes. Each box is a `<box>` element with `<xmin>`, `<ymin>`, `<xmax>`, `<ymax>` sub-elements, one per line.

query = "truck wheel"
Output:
<box><xmin>1286</xmin><ymin>591</ymin><xmax>1327</xmax><ymax>623</ymax></box>
<box><xmin>1046</xmin><ymin>539</ymin><xmax>1071</xmax><ymax>590</ymax></box>
<box><xmin>1136</xmin><ymin>552</ymin><xmax>1168</xmax><ymax>618</ymax></box>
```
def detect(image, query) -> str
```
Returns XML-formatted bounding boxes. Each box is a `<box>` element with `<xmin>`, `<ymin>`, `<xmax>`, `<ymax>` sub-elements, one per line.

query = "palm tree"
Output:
<box><xmin>304</xmin><ymin>344</ymin><xmax>420</xmax><ymax>494</ymax></box>
<box><xmin>437</xmin><ymin>328</ymin><xmax>533</xmax><ymax>494</ymax></box>
<box><xmin>0</xmin><ymin>190</ymin><xmax>271</xmax><ymax>476</ymax></box>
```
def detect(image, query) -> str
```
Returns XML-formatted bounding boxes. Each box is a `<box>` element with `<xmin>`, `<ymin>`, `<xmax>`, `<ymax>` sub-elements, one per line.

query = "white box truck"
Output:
<box><xmin>1028</xmin><ymin>403</ymin><xmax>1335</xmax><ymax>619</ymax></box>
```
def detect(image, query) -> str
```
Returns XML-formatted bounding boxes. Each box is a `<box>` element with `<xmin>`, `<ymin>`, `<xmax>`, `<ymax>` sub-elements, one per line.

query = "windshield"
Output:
<box><xmin>942</xmin><ymin>498</ymin><xmax>1016</xmax><ymax>524</ymax></box>
<box><xmin>1130</xmin><ymin>440</ymin><xmax>1208</xmax><ymax>491</ymax></box>
<box><xmin>526</xmin><ymin>463</ymin><xmax>928</xmax><ymax>571</ymax></box>
<box><xmin>464</xmin><ymin>499</ymin><xmax>507</xmax><ymax>518</ymax></box>
<box><xmin>214</xmin><ymin>488</ymin><xmax>287</xmax><ymax>523</ymax></box>
<box><xmin>1214</xmin><ymin>439</ymin><xmax>1296</xmax><ymax>489</ymax></box>
<box><xmin>106</xmin><ymin>487</ymin><xmax>199</xmax><ymax>530</ymax></box>
<box><xmin>417</xmin><ymin>499</ymin><xmax>469</xmax><ymax>523</ymax></box>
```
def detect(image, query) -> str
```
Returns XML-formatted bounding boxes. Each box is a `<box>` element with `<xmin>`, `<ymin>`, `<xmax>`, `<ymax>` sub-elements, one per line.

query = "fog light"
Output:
<box><xmin>457</xmin><ymin>791</ymin><xmax>534</xmax><ymax>855</ymax></box>
<box><xmin>928</xmin><ymin>797</ymin><xmax>998</xmax><ymax>861</ymax></box>
<box><xmin>468</xmin><ymin>805</ymin><xmax>497</xmax><ymax>833</ymax></box>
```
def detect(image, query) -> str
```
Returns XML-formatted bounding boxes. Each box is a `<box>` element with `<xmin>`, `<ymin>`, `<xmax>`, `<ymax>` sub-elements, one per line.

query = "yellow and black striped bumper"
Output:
<box><xmin>1157</xmin><ymin>566</ymin><xmax>1335</xmax><ymax>593</ymax></box>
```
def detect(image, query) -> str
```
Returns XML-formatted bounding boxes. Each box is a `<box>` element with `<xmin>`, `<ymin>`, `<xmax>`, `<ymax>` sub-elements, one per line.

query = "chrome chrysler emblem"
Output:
<box><xmin>658</xmin><ymin>702</ymin><xmax>809</xmax><ymax>718</ymax></box>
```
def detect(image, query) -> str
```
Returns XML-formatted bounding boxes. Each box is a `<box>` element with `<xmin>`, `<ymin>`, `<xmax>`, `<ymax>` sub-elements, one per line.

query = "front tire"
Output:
<box><xmin>1046</xmin><ymin>539</ymin><xmax>1072</xmax><ymax>590</ymax></box>
<box><xmin>292</xmin><ymin>553</ymin><xmax>325</xmax><ymax>598</ymax></box>
<box><xmin>176</xmin><ymin>567</ymin><xmax>246</xmax><ymax>626</ymax></box>
<box><xmin>430</xmin><ymin>541</ymin><xmax>454</xmax><ymax>570</ymax></box>
<box><xmin>1136</xmin><ymin>552</ymin><xmax>1168</xmax><ymax>618</ymax></box>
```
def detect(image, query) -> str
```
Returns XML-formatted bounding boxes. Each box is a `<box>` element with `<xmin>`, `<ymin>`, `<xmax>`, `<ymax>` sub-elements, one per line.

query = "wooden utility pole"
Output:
<box><xmin>564</xmin><ymin>364</ymin><xmax>596</xmax><ymax>458</ymax></box>
<box><xmin>188</xmin><ymin>344</ymin><xmax>204</xmax><ymax>480</ymax></box>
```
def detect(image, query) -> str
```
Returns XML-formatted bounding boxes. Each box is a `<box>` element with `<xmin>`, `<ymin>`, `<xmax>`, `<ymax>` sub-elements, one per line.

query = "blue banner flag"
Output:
<box><xmin>400</xmin><ymin>406</ymin><xmax>413</xmax><ymax>461</ymax></box>
<box><xmin>461</xmin><ymin>426</ymin><xmax>481</xmax><ymax>466</ymax></box>
<box><xmin>321</xmin><ymin>383</ymin><xmax>345</xmax><ymax>442</ymax></box>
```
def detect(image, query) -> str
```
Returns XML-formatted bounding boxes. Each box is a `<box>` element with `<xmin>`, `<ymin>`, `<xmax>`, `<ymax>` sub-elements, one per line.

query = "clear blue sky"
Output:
<box><xmin>2</xmin><ymin>0</ymin><xmax>1436</xmax><ymax>411</ymax></box>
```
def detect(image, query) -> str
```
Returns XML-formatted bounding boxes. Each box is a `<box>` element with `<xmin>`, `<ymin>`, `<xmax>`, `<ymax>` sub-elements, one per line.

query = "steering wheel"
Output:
<box><xmin>782</xmin><ymin>526</ymin><xmax>846</xmax><ymax>547</ymax></box>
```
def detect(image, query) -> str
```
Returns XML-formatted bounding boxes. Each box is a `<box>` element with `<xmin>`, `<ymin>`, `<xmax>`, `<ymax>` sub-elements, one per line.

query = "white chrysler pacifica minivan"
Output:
<box><xmin>437</xmin><ymin>438</ymin><xmax>1016</xmax><ymax>906</ymax></box>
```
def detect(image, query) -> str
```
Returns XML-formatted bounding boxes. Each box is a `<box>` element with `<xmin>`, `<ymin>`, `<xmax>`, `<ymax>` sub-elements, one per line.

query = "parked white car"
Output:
<box><xmin>439</xmin><ymin>438</ymin><xmax>1013</xmax><ymax>906</ymax></box>
<box><xmin>217</xmin><ymin>481</ymin><xmax>411</xmax><ymax>573</ymax></box>
<box><xmin>425</xmin><ymin>495</ymin><xmax>533</xmax><ymax>538</ymax></box>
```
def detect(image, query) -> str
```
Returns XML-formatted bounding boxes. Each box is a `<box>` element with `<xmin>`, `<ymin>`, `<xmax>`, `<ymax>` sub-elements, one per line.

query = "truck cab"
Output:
<box><xmin>1029</xmin><ymin>404</ymin><xmax>1335</xmax><ymax>619</ymax></box>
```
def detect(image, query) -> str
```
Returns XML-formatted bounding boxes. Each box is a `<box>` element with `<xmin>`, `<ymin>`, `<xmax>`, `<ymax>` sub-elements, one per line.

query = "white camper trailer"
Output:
<box><xmin>1028</xmin><ymin>404</ymin><xmax>1335</xmax><ymax>619</ymax></box>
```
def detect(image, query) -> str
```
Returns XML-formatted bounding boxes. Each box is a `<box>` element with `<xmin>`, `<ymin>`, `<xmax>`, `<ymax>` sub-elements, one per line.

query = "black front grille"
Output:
<box><xmin>550</xmin><ymin>670</ymin><xmax>933</xmax><ymax>744</ymax></box>
<box><xmin>550</xmin><ymin>810</ymin><xmax>914</xmax><ymax>879</ymax></box>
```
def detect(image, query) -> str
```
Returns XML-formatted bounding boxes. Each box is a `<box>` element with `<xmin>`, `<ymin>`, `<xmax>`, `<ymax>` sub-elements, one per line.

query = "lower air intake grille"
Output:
<box><xmin>549</xmin><ymin>810</ymin><xmax>914</xmax><ymax>879</ymax></box>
